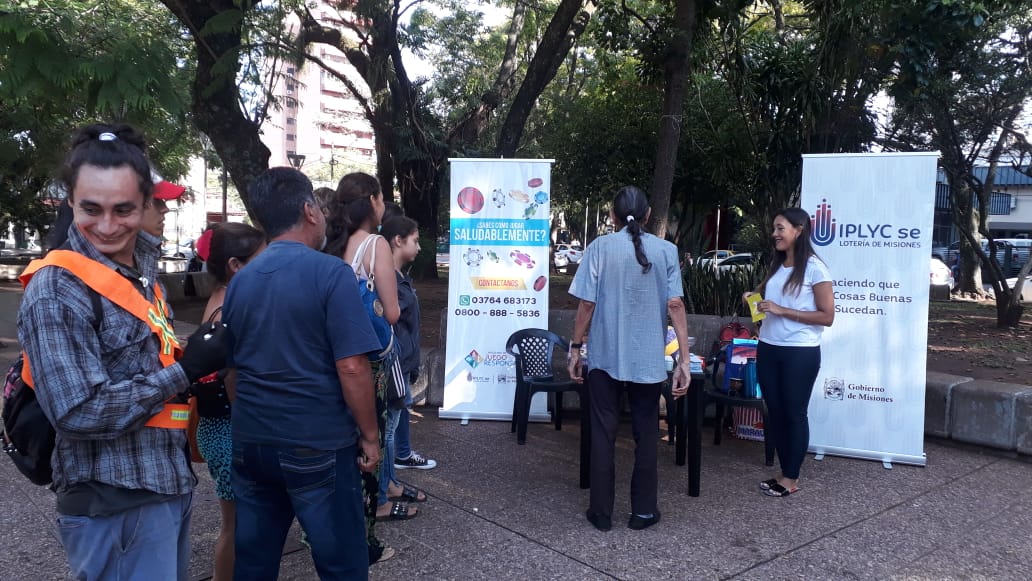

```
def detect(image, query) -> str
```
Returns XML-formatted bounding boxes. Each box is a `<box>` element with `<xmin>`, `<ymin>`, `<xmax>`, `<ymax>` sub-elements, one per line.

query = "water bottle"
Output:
<box><xmin>744</xmin><ymin>358</ymin><xmax>758</xmax><ymax>399</ymax></box>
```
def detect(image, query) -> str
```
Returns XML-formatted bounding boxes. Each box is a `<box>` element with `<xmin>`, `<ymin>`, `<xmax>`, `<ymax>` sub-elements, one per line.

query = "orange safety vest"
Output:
<box><xmin>19</xmin><ymin>250</ymin><xmax>189</xmax><ymax>429</ymax></box>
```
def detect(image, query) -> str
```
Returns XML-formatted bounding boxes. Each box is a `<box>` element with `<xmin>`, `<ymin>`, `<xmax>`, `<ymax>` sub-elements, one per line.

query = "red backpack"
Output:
<box><xmin>708</xmin><ymin>319</ymin><xmax>753</xmax><ymax>362</ymax></box>
<box><xmin>718</xmin><ymin>320</ymin><xmax>752</xmax><ymax>346</ymax></box>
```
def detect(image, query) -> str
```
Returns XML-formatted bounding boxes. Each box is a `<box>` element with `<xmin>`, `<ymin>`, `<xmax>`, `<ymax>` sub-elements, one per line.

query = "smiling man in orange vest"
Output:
<box><xmin>17</xmin><ymin>124</ymin><xmax>227</xmax><ymax>580</ymax></box>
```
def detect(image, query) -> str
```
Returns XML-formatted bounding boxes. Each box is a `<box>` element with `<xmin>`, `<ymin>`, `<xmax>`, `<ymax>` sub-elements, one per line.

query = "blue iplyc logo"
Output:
<box><xmin>810</xmin><ymin>199</ymin><xmax>835</xmax><ymax>247</ymax></box>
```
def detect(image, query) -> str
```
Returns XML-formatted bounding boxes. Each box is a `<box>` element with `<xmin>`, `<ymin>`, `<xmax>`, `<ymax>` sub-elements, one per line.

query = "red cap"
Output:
<box><xmin>195</xmin><ymin>228</ymin><xmax>214</xmax><ymax>262</ymax></box>
<box><xmin>153</xmin><ymin>180</ymin><xmax>186</xmax><ymax>201</ymax></box>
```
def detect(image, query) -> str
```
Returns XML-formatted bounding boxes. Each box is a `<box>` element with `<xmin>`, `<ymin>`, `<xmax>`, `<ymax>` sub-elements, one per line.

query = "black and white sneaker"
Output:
<box><xmin>394</xmin><ymin>452</ymin><xmax>437</xmax><ymax>470</ymax></box>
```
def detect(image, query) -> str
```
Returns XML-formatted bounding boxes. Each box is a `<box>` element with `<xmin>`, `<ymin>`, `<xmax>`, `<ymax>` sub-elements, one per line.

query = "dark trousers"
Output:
<box><xmin>756</xmin><ymin>342</ymin><xmax>821</xmax><ymax>480</ymax></box>
<box><xmin>587</xmin><ymin>369</ymin><xmax>662</xmax><ymax>518</ymax></box>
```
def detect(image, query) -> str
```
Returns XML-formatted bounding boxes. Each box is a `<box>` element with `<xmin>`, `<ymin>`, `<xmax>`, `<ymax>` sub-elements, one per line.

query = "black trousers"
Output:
<box><xmin>756</xmin><ymin>342</ymin><xmax>821</xmax><ymax>480</ymax></box>
<box><xmin>587</xmin><ymin>369</ymin><xmax>662</xmax><ymax>518</ymax></box>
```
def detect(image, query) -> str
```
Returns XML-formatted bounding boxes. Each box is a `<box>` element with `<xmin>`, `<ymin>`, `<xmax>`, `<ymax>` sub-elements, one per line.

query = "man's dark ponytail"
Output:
<box><xmin>613</xmin><ymin>186</ymin><xmax>652</xmax><ymax>273</ymax></box>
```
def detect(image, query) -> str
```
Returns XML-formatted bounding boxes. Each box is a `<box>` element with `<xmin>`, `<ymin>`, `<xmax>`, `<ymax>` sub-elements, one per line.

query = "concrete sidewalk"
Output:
<box><xmin>3</xmin><ymin>283</ymin><xmax>1032</xmax><ymax>579</ymax></box>
<box><xmin>2</xmin><ymin>409</ymin><xmax>1031</xmax><ymax>580</ymax></box>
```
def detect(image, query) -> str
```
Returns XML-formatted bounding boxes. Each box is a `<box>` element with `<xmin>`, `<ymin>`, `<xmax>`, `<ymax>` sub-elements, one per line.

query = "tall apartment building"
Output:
<box><xmin>162</xmin><ymin>3</ymin><xmax>377</xmax><ymax>250</ymax></box>
<box><xmin>262</xmin><ymin>3</ymin><xmax>377</xmax><ymax>188</ymax></box>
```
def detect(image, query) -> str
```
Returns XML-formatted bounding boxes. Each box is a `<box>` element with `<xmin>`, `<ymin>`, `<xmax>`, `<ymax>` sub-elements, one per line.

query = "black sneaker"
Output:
<box><xmin>394</xmin><ymin>452</ymin><xmax>437</xmax><ymax>470</ymax></box>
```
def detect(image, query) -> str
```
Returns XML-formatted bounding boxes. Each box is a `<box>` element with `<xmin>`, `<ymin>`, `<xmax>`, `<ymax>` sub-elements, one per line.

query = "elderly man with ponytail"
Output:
<box><xmin>567</xmin><ymin>185</ymin><xmax>693</xmax><ymax>532</ymax></box>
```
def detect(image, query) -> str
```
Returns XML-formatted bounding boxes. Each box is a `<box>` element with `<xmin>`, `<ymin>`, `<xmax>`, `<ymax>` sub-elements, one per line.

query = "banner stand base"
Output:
<box><xmin>809</xmin><ymin>445</ymin><xmax>926</xmax><ymax>467</ymax></box>
<box><xmin>439</xmin><ymin>409</ymin><xmax>551</xmax><ymax>423</ymax></box>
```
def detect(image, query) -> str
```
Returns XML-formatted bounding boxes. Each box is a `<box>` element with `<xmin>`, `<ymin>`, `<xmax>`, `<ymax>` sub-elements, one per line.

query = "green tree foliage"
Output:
<box><xmin>884</xmin><ymin>0</ymin><xmax>1032</xmax><ymax>325</ymax></box>
<box><xmin>288</xmin><ymin>0</ymin><xmax>595</xmax><ymax>279</ymax></box>
<box><xmin>0</xmin><ymin>1</ymin><xmax>200</xmax><ymax>239</ymax></box>
<box><xmin>686</xmin><ymin>1</ymin><xmax>891</xmax><ymax>251</ymax></box>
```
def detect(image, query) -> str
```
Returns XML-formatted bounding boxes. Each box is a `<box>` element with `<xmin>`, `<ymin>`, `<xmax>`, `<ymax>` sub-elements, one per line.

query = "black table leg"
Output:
<box><xmin>675</xmin><ymin>394</ymin><xmax>686</xmax><ymax>466</ymax></box>
<box><xmin>579</xmin><ymin>385</ymin><xmax>591</xmax><ymax>489</ymax></box>
<box><xmin>686</xmin><ymin>377</ymin><xmax>702</xmax><ymax>497</ymax></box>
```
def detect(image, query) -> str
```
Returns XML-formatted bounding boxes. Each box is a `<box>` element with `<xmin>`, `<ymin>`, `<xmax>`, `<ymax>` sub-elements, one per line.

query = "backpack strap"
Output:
<box><xmin>350</xmin><ymin>234</ymin><xmax>381</xmax><ymax>288</ymax></box>
<box><xmin>19</xmin><ymin>250</ymin><xmax>182</xmax><ymax>367</ymax></box>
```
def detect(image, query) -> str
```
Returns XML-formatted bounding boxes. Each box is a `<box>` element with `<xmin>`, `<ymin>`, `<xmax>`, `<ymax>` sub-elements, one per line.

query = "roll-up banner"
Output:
<box><xmin>441</xmin><ymin>159</ymin><xmax>554</xmax><ymax>421</ymax></box>
<box><xmin>801</xmin><ymin>152</ymin><xmax>939</xmax><ymax>466</ymax></box>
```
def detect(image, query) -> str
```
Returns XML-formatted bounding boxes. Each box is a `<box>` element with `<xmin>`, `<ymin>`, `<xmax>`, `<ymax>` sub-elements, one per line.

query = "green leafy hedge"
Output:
<box><xmin>682</xmin><ymin>259</ymin><xmax>768</xmax><ymax>317</ymax></box>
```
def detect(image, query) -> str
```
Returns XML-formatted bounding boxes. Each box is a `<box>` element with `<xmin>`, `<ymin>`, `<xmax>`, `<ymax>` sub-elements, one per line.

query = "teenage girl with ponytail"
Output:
<box><xmin>567</xmin><ymin>185</ymin><xmax>693</xmax><ymax>532</ymax></box>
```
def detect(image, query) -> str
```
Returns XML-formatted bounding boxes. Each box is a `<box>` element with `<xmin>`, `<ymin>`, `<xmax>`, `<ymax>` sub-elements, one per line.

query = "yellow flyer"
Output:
<box><xmin>746</xmin><ymin>293</ymin><xmax>765</xmax><ymax>322</ymax></box>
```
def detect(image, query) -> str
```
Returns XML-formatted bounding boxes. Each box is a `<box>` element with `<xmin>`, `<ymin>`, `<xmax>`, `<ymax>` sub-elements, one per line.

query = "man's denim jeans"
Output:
<box><xmin>56</xmin><ymin>493</ymin><xmax>192</xmax><ymax>581</ymax></box>
<box><xmin>232</xmin><ymin>441</ymin><xmax>368</xmax><ymax>581</ymax></box>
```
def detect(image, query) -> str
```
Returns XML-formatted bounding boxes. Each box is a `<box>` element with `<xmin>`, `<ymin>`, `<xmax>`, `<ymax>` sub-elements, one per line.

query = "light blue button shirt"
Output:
<box><xmin>569</xmin><ymin>227</ymin><xmax>683</xmax><ymax>383</ymax></box>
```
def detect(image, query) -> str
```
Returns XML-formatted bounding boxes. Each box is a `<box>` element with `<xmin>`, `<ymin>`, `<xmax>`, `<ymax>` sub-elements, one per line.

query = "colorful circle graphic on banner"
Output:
<box><xmin>508</xmin><ymin>189</ymin><xmax>530</xmax><ymax>203</ymax></box>
<box><xmin>510</xmin><ymin>249</ymin><xmax>536</xmax><ymax>269</ymax></box>
<box><xmin>457</xmin><ymin>187</ymin><xmax>485</xmax><ymax>214</ymax></box>
<box><xmin>491</xmin><ymin>189</ymin><xmax>506</xmax><ymax>208</ymax></box>
<box><xmin>533</xmin><ymin>275</ymin><xmax>547</xmax><ymax>291</ymax></box>
<box><xmin>463</xmin><ymin>248</ymin><xmax>483</xmax><ymax>267</ymax></box>
<box><xmin>528</xmin><ymin>177</ymin><xmax>543</xmax><ymax>188</ymax></box>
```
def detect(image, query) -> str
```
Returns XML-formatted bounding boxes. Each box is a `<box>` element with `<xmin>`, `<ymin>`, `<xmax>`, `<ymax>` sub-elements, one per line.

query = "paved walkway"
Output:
<box><xmin>3</xmin><ymin>283</ymin><xmax>1032</xmax><ymax>579</ymax></box>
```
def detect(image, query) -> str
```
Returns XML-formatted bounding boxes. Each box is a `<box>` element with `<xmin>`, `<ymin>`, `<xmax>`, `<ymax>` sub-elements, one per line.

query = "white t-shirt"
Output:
<box><xmin>758</xmin><ymin>255</ymin><xmax>831</xmax><ymax>347</ymax></box>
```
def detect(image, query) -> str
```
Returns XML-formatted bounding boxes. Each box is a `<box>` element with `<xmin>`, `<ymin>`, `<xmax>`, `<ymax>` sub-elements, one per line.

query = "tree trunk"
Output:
<box><xmin>996</xmin><ymin>296</ymin><xmax>1024</xmax><ymax>328</ymax></box>
<box><xmin>648</xmin><ymin>0</ymin><xmax>699</xmax><ymax>240</ymax></box>
<box><xmin>160</xmin><ymin>0</ymin><xmax>270</xmax><ymax>218</ymax></box>
<box><xmin>495</xmin><ymin>0</ymin><xmax>596</xmax><ymax>157</ymax></box>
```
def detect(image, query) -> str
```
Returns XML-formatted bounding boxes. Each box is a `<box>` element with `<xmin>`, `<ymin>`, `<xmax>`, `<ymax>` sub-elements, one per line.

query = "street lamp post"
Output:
<box><xmin>287</xmin><ymin>153</ymin><xmax>306</xmax><ymax>169</ymax></box>
<box><xmin>221</xmin><ymin>166</ymin><xmax>228</xmax><ymax>223</ymax></box>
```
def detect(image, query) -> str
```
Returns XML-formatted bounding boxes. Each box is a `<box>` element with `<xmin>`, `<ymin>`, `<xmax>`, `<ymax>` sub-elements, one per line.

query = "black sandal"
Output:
<box><xmin>375</xmin><ymin>501</ymin><xmax>418</xmax><ymax>521</ymax></box>
<box><xmin>759</xmin><ymin>478</ymin><xmax>778</xmax><ymax>491</ymax></box>
<box><xmin>388</xmin><ymin>483</ymin><xmax>427</xmax><ymax>503</ymax></box>
<box><xmin>763</xmin><ymin>483</ymin><xmax>799</xmax><ymax>497</ymax></box>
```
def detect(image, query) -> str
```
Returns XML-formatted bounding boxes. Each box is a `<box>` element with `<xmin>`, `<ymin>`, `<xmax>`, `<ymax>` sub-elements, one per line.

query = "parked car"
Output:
<box><xmin>711</xmin><ymin>252</ymin><xmax>757</xmax><ymax>276</ymax></box>
<box><xmin>162</xmin><ymin>241</ymin><xmax>195</xmax><ymax>260</ymax></box>
<box><xmin>930</xmin><ymin>257</ymin><xmax>954</xmax><ymax>292</ymax></box>
<box><xmin>554</xmin><ymin>243</ymin><xmax>583</xmax><ymax>264</ymax></box>
<box><xmin>995</xmin><ymin>238</ymin><xmax>1031</xmax><ymax>269</ymax></box>
<box><xmin>698</xmin><ymin>249</ymin><xmax>736</xmax><ymax>266</ymax></box>
<box><xmin>553</xmin><ymin>243</ymin><xmax>583</xmax><ymax>272</ymax></box>
<box><xmin>932</xmin><ymin>239</ymin><xmax>1023</xmax><ymax>276</ymax></box>
<box><xmin>436</xmin><ymin>240</ymin><xmax>450</xmax><ymax>267</ymax></box>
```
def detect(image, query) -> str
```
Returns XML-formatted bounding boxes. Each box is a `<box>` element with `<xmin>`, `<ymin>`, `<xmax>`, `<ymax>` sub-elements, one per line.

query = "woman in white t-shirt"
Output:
<box><xmin>744</xmin><ymin>208</ymin><xmax>835</xmax><ymax>498</ymax></box>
